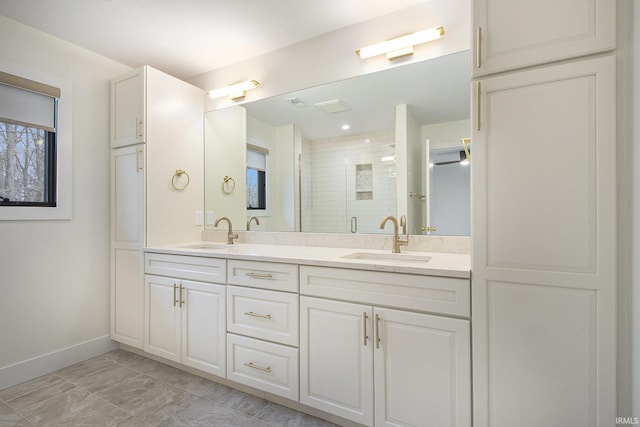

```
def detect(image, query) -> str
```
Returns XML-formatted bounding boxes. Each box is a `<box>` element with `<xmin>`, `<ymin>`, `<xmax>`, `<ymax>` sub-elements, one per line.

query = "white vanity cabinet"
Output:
<box><xmin>144</xmin><ymin>253</ymin><xmax>226</xmax><ymax>377</ymax></box>
<box><xmin>472</xmin><ymin>0</ymin><xmax>615</xmax><ymax>77</ymax></box>
<box><xmin>110</xmin><ymin>66</ymin><xmax>204</xmax><ymax>350</ymax></box>
<box><xmin>225</xmin><ymin>260</ymin><xmax>300</xmax><ymax>401</ymax></box>
<box><xmin>299</xmin><ymin>266</ymin><xmax>471</xmax><ymax>427</ymax></box>
<box><xmin>471</xmin><ymin>2</ymin><xmax>617</xmax><ymax>424</ymax></box>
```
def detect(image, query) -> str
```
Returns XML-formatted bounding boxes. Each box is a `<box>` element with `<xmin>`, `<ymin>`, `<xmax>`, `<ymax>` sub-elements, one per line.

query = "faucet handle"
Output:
<box><xmin>399</xmin><ymin>215</ymin><xmax>407</xmax><ymax>235</ymax></box>
<box><xmin>227</xmin><ymin>232</ymin><xmax>238</xmax><ymax>245</ymax></box>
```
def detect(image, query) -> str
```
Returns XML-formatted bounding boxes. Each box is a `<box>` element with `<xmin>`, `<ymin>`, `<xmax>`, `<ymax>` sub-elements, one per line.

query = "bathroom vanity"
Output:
<box><xmin>141</xmin><ymin>242</ymin><xmax>471</xmax><ymax>427</ymax></box>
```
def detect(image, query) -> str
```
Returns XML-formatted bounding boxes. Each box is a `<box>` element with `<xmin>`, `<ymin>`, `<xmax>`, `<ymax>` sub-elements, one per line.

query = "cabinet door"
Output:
<box><xmin>110</xmin><ymin>248</ymin><xmax>144</xmax><ymax>349</ymax></box>
<box><xmin>472</xmin><ymin>56</ymin><xmax>616</xmax><ymax>427</ymax></box>
<box><xmin>110</xmin><ymin>144</ymin><xmax>145</xmax><ymax>349</ymax></box>
<box><xmin>181</xmin><ymin>280</ymin><xmax>226</xmax><ymax>377</ymax></box>
<box><xmin>374</xmin><ymin>308</ymin><xmax>471</xmax><ymax>427</ymax></box>
<box><xmin>472</xmin><ymin>0</ymin><xmax>615</xmax><ymax>77</ymax></box>
<box><xmin>111</xmin><ymin>145</ymin><xmax>144</xmax><ymax>250</ymax></box>
<box><xmin>300</xmin><ymin>297</ymin><xmax>374</xmax><ymax>426</ymax></box>
<box><xmin>144</xmin><ymin>275</ymin><xmax>180</xmax><ymax>362</ymax></box>
<box><xmin>111</xmin><ymin>67</ymin><xmax>145</xmax><ymax>148</ymax></box>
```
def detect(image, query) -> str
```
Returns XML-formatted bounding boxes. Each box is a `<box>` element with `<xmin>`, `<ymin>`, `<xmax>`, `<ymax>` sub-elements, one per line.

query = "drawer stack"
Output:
<box><xmin>226</xmin><ymin>260</ymin><xmax>300</xmax><ymax>400</ymax></box>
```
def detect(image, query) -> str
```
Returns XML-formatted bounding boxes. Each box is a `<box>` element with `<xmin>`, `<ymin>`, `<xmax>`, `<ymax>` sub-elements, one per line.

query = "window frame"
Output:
<box><xmin>0</xmin><ymin>61</ymin><xmax>72</xmax><ymax>220</ymax></box>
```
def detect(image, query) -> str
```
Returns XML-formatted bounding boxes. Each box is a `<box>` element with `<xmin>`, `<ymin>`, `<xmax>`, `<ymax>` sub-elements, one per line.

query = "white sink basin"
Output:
<box><xmin>341</xmin><ymin>252</ymin><xmax>432</xmax><ymax>264</ymax></box>
<box><xmin>179</xmin><ymin>243</ymin><xmax>231</xmax><ymax>250</ymax></box>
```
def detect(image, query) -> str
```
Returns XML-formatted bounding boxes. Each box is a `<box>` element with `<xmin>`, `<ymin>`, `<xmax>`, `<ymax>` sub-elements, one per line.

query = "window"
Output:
<box><xmin>246</xmin><ymin>145</ymin><xmax>267</xmax><ymax>210</ymax></box>
<box><xmin>0</xmin><ymin>65</ymin><xmax>70</xmax><ymax>221</ymax></box>
<box><xmin>0</xmin><ymin>122</ymin><xmax>56</xmax><ymax>206</ymax></box>
<box><xmin>0</xmin><ymin>71</ymin><xmax>59</xmax><ymax>207</ymax></box>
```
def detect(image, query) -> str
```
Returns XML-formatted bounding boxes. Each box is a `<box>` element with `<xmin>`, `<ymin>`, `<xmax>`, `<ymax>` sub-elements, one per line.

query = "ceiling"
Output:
<box><xmin>0</xmin><ymin>0</ymin><xmax>428</xmax><ymax>80</ymax></box>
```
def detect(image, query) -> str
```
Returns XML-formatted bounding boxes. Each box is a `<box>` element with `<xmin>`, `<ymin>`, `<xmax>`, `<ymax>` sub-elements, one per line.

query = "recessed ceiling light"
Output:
<box><xmin>341</xmin><ymin>124</ymin><xmax>350</xmax><ymax>130</ymax></box>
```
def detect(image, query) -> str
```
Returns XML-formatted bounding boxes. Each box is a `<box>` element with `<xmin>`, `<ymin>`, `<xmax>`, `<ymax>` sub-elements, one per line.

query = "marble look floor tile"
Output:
<box><xmin>69</xmin><ymin>365</ymin><xmax>138</xmax><ymax>394</ymax></box>
<box><xmin>120</xmin><ymin>355</ymin><xmax>171</xmax><ymax>375</ymax></box>
<box><xmin>0</xmin><ymin>374</ymin><xmax>63</xmax><ymax>402</ymax></box>
<box><xmin>2</xmin><ymin>376</ymin><xmax>76</xmax><ymax>412</ymax></box>
<box><xmin>0</xmin><ymin>401</ymin><xmax>34</xmax><ymax>426</ymax></box>
<box><xmin>100</xmin><ymin>349</ymin><xmax>139</xmax><ymax>365</ymax></box>
<box><xmin>214</xmin><ymin>389</ymin><xmax>270</xmax><ymax>416</ymax></box>
<box><xmin>156</xmin><ymin>396</ymin><xmax>271</xmax><ymax>427</ymax></box>
<box><xmin>20</xmin><ymin>388</ymin><xmax>133</xmax><ymax>427</ymax></box>
<box><xmin>95</xmin><ymin>373</ymin><xmax>191</xmax><ymax>421</ymax></box>
<box><xmin>255</xmin><ymin>403</ymin><xmax>339</xmax><ymax>427</ymax></box>
<box><xmin>55</xmin><ymin>356</ymin><xmax>118</xmax><ymax>381</ymax></box>
<box><xmin>174</xmin><ymin>376</ymin><xmax>235</xmax><ymax>403</ymax></box>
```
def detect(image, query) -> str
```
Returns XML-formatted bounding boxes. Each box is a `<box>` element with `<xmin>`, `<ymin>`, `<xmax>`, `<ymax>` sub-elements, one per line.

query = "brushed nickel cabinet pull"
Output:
<box><xmin>375</xmin><ymin>314</ymin><xmax>381</xmax><ymax>349</ymax></box>
<box><xmin>244</xmin><ymin>362</ymin><xmax>272</xmax><ymax>373</ymax></box>
<box><xmin>476</xmin><ymin>82</ymin><xmax>481</xmax><ymax>131</ymax></box>
<box><xmin>135</xmin><ymin>117</ymin><xmax>143</xmax><ymax>139</ymax></box>
<box><xmin>363</xmin><ymin>312</ymin><xmax>369</xmax><ymax>346</ymax></box>
<box><xmin>173</xmin><ymin>284</ymin><xmax>178</xmax><ymax>307</ymax></box>
<box><xmin>244</xmin><ymin>311</ymin><xmax>272</xmax><ymax>320</ymax></box>
<box><xmin>179</xmin><ymin>284</ymin><xmax>185</xmax><ymax>307</ymax></box>
<box><xmin>135</xmin><ymin>147</ymin><xmax>143</xmax><ymax>172</ymax></box>
<box><xmin>476</xmin><ymin>27</ymin><xmax>482</xmax><ymax>68</ymax></box>
<box><xmin>245</xmin><ymin>272</ymin><xmax>273</xmax><ymax>279</ymax></box>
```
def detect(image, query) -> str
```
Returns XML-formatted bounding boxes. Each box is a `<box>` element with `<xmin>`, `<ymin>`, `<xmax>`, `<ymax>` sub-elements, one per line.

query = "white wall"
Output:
<box><xmin>616</xmin><ymin>0</ymin><xmax>640</xmax><ymax>418</ymax></box>
<box><xmin>633</xmin><ymin>3</ymin><xmax>640</xmax><ymax>416</ymax></box>
<box><xmin>0</xmin><ymin>16</ymin><xmax>130</xmax><ymax>386</ymax></box>
<box><xmin>187</xmin><ymin>0</ymin><xmax>470</xmax><ymax>109</ymax></box>
<box><xmin>628</xmin><ymin>1</ymin><xmax>640</xmax><ymax>418</ymax></box>
<box><xmin>204</xmin><ymin>106</ymin><xmax>247</xmax><ymax>230</ymax></box>
<box><xmin>245</xmin><ymin>116</ymin><xmax>296</xmax><ymax>231</ymax></box>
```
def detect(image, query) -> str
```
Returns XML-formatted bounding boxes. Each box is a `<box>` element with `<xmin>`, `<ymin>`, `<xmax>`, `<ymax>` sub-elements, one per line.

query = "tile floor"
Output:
<box><xmin>0</xmin><ymin>349</ymin><xmax>338</xmax><ymax>426</ymax></box>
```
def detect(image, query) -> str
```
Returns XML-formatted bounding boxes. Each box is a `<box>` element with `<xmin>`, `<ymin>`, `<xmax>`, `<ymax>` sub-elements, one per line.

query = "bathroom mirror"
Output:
<box><xmin>204</xmin><ymin>50</ymin><xmax>470</xmax><ymax>235</ymax></box>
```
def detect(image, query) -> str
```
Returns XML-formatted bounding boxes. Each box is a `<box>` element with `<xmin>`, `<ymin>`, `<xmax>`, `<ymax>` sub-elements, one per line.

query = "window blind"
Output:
<box><xmin>0</xmin><ymin>71</ymin><xmax>59</xmax><ymax>132</ymax></box>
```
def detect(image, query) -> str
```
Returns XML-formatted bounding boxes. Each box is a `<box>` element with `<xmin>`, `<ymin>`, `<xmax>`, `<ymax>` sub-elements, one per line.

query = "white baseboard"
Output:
<box><xmin>0</xmin><ymin>335</ymin><xmax>118</xmax><ymax>391</ymax></box>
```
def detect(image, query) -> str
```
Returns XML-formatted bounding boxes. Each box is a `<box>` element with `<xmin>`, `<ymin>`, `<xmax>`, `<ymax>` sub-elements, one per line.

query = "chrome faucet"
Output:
<box><xmin>380</xmin><ymin>215</ymin><xmax>409</xmax><ymax>253</ymax></box>
<box><xmin>247</xmin><ymin>216</ymin><xmax>260</xmax><ymax>230</ymax></box>
<box><xmin>214</xmin><ymin>216</ymin><xmax>239</xmax><ymax>244</ymax></box>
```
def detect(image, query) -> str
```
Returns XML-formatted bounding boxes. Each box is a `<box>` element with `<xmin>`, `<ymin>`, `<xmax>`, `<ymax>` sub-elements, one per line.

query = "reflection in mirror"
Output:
<box><xmin>204</xmin><ymin>50</ymin><xmax>471</xmax><ymax>235</ymax></box>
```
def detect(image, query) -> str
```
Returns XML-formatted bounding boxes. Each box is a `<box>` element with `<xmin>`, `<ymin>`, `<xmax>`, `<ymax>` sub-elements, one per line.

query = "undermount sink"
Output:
<box><xmin>341</xmin><ymin>252</ymin><xmax>432</xmax><ymax>264</ymax></box>
<box><xmin>179</xmin><ymin>243</ymin><xmax>231</xmax><ymax>250</ymax></box>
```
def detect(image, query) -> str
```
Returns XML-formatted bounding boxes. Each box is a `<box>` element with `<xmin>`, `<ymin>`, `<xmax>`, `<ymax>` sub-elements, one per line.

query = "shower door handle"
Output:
<box><xmin>351</xmin><ymin>216</ymin><xmax>358</xmax><ymax>233</ymax></box>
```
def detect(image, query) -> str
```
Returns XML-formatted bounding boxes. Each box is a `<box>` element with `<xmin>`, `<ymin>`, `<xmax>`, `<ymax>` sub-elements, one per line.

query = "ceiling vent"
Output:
<box><xmin>314</xmin><ymin>99</ymin><xmax>351</xmax><ymax>114</ymax></box>
<box><xmin>287</xmin><ymin>97</ymin><xmax>308</xmax><ymax>108</ymax></box>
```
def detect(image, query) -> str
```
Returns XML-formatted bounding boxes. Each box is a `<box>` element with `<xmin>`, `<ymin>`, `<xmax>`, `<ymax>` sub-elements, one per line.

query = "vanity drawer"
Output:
<box><xmin>227</xmin><ymin>286</ymin><xmax>299</xmax><ymax>346</ymax></box>
<box><xmin>300</xmin><ymin>266</ymin><xmax>470</xmax><ymax>318</ymax></box>
<box><xmin>227</xmin><ymin>260</ymin><xmax>298</xmax><ymax>292</ymax></box>
<box><xmin>145</xmin><ymin>253</ymin><xmax>226</xmax><ymax>283</ymax></box>
<box><xmin>226</xmin><ymin>333</ymin><xmax>299</xmax><ymax>401</ymax></box>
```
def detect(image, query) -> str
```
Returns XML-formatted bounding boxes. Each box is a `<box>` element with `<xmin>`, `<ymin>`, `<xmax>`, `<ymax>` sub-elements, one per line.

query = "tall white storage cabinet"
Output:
<box><xmin>110</xmin><ymin>66</ymin><xmax>204</xmax><ymax>350</ymax></box>
<box><xmin>471</xmin><ymin>2</ymin><xmax>617</xmax><ymax>426</ymax></box>
<box><xmin>472</xmin><ymin>0</ymin><xmax>615</xmax><ymax>78</ymax></box>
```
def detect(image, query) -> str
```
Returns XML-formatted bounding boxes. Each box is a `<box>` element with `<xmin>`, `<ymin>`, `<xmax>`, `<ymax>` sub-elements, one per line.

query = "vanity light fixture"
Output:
<box><xmin>208</xmin><ymin>80</ymin><xmax>260</xmax><ymax>100</ymax></box>
<box><xmin>356</xmin><ymin>26</ymin><xmax>445</xmax><ymax>60</ymax></box>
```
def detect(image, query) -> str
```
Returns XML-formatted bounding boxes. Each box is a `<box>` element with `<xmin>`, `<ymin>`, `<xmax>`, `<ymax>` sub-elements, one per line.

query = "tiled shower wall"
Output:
<box><xmin>301</xmin><ymin>131</ymin><xmax>396</xmax><ymax>233</ymax></box>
